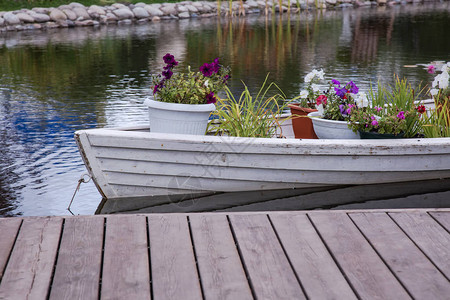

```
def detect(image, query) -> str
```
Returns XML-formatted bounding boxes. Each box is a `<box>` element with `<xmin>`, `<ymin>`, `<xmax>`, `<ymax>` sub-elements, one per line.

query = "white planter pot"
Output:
<box><xmin>144</xmin><ymin>99</ymin><xmax>216</xmax><ymax>135</ymax></box>
<box><xmin>308</xmin><ymin>111</ymin><xmax>360</xmax><ymax>139</ymax></box>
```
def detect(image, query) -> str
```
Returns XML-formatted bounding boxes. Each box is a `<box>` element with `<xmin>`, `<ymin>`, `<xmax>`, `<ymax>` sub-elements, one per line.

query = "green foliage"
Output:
<box><xmin>384</xmin><ymin>76</ymin><xmax>423</xmax><ymax>110</ymax></box>
<box><xmin>322</xmin><ymin>93</ymin><xmax>348</xmax><ymax>121</ymax></box>
<box><xmin>348</xmin><ymin>106</ymin><xmax>410</xmax><ymax>136</ymax></box>
<box><xmin>421</xmin><ymin>100</ymin><xmax>450</xmax><ymax>138</ymax></box>
<box><xmin>209</xmin><ymin>74</ymin><xmax>289</xmax><ymax>138</ymax></box>
<box><xmin>152</xmin><ymin>61</ymin><xmax>230</xmax><ymax>105</ymax></box>
<box><xmin>374</xmin><ymin>77</ymin><xmax>424</xmax><ymax>138</ymax></box>
<box><xmin>368</xmin><ymin>81</ymin><xmax>387</xmax><ymax>108</ymax></box>
<box><xmin>347</xmin><ymin>78</ymin><xmax>426</xmax><ymax>137</ymax></box>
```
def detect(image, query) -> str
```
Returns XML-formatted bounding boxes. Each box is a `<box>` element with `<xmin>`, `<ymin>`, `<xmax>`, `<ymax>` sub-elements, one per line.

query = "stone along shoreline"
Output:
<box><xmin>0</xmin><ymin>0</ymin><xmax>438</xmax><ymax>32</ymax></box>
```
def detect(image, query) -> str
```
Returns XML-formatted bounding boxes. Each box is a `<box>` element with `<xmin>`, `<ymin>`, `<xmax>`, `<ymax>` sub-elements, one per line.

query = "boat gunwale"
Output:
<box><xmin>74</xmin><ymin>127</ymin><xmax>450</xmax><ymax>149</ymax></box>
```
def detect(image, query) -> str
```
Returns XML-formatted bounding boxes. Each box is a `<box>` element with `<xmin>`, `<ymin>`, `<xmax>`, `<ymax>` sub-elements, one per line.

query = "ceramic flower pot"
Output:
<box><xmin>288</xmin><ymin>104</ymin><xmax>318</xmax><ymax>139</ymax></box>
<box><xmin>144</xmin><ymin>99</ymin><xmax>216</xmax><ymax>135</ymax></box>
<box><xmin>308</xmin><ymin>111</ymin><xmax>360</xmax><ymax>139</ymax></box>
<box><xmin>359</xmin><ymin>131</ymin><xmax>405</xmax><ymax>139</ymax></box>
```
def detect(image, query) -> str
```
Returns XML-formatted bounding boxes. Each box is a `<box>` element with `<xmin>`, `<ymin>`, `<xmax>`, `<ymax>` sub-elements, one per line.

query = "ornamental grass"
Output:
<box><xmin>209</xmin><ymin>74</ymin><xmax>289</xmax><ymax>138</ymax></box>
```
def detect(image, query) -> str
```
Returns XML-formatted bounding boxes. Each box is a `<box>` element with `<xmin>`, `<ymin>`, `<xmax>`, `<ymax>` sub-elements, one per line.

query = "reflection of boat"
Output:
<box><xmin>75</xmin><ymin>127</ymin><xmax>450</xmax><ymax>210</ymax></box>
<box><xmin>96</xmin><ymin>178</ymin><xmax>450</xmax><ymax>214</ymax></box>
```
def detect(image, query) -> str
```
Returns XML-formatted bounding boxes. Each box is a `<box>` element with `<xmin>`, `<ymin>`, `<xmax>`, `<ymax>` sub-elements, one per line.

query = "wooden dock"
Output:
<box><xmin>0</xmin><ymin>209</ymin><xmax>449</xmax><ymax>299</ymax></box>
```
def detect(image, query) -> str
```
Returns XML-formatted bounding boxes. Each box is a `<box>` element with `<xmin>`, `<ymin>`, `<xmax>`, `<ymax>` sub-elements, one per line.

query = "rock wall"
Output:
<box><xmin>0</xmin><ymin>0</ymin><xmax>438</xmax><ymax>32</ymax></box>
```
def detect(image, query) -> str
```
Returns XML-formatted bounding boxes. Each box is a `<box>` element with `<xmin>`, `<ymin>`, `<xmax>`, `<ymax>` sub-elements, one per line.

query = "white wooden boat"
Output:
<box><xmin>75</xmin><ymin>126</ymin><xmax>450</xmax><ymax>205</ymax></box>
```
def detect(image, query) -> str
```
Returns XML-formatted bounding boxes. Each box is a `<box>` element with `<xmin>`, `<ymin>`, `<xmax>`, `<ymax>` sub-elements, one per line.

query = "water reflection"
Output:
<box><xmin>0</xmin><ymin>3</ymin><xmax>448</xmax><ymax>216</ymax></box>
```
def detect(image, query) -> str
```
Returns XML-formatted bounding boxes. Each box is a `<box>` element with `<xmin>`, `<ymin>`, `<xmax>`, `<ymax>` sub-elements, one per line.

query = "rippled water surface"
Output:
<box><xmin>1</xmin><ymin>3</ymin><xmax>449</xmax><ymax>216</ymax></box>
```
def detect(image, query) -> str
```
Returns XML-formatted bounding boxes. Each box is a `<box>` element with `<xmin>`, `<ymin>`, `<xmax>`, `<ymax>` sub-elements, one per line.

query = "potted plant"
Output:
<box><xmin>288</xmin><ymin>69</ymin><xmax>324</xmax><ymax>139</ymax></box>
<box><xmin>146</xmin><ymin>53</ymin><xmax>230</xmax><ymax>135</ymax></box>
<box><xmin>307</xmin><ymin>78</ymin><xmax>367</xmax><ymax>139</ymax></box>
<box><xmin>209</xmin><ymin>74</ymin><xmax>289</xmax><ymax>138</ymax></box>
<box><xmin>347</xmin><ymin>106</ymin><xmax>420</xmax><ymax>139</ymax></box>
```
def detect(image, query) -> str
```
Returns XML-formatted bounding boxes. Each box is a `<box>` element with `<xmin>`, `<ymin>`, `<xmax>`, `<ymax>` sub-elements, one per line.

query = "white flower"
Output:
<box><xmin>440</xmin><ymin>62</ymin><xmax>450</xmax><ymax>72</ymax></box>
<box><xmin>204</xmin><ymin>80</ymin><xmax>209</xmax><ymax>87</ymax></box>
<box><xmin>304</xmin><ymin>69</ymin><xmax>325</xmax><ymax>83</ymax></box>
<box><xmin>304</xmin><ymin>71</ymin><xmax>315</xmax><ymax>83</ymax></box>
<box><xmin>311</xmin><ymin>84</ymin><xmax>320</xmax><ymax>92</ymax></box>
<box><xmin>316</xmin><ymin>69</ymin><xmax>325</xmax><ymax>80</ymax></box>
<box><xmin>440</xmin><ymin>71</ymin><xmax>449</xmax><ymax>89</ymax></box>
<box><xmin>355</xmin><ymin>92</ymin><xmax>369</xmax><ymax>108</ymax></box>
<box><xmin>300</xmin><ymin>90</ymin><xmax>308</xmax><ymax>98</ymax></box>
<box><xmin>433</xmin><ymin>71</ymin><xmax>449</xmax><ymax>89</ymax></box>
<box><xmin>316</xmin><ymin>103</ymin><xmax>324</xmax><ymax>116</ymax></box>
<box><xmin>430</xmin><ymin>88</ymin><xmax>439</xmax><ymax>96</ymax></box>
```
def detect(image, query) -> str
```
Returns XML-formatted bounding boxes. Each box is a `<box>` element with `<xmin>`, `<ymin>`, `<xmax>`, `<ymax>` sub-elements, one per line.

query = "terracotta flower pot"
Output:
<box><xmin>288</xmin><ymin>104</ymin><xmax>318</xmax><ymax>139</ymax></box>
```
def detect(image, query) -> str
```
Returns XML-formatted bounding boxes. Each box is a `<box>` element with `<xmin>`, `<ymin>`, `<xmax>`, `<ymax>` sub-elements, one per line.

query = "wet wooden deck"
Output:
<box><xmin>0</xmin><ymin>209</ymin><xmax>449</xmax><ymax>299</ymax></box>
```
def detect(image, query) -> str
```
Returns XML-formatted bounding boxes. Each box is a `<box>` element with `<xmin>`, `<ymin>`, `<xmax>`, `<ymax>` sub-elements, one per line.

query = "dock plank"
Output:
<box><xmin>350</xmin><ymin>212</ymin><xmax>450</xmax><ymax>299</ymax></box>
<box><xmin>189</xmin><ymin>214</ymin><xmax>252</xmax><ymax>300</ymax></box>
<box><xmin>309</xmin><ymin>212</ymin><xmax>411</xmax><ymax>299</ymax></box>
<box><xmin>269</xmin><ymin>213</ymin><xmax>357</xmax><ymax>299</ymax></box>
<box><xmin>0</xmin><ymin>217</ymin><xmax>62</xmax><ymax>299</ymax></box>
<box><xmin>0</xmin><ymin>217</ymin><xmax>21</xmax><ymax>280</ymax></box>
<box><xmin>430</xmin><ymin>211</ymin><xmax>450</xmax><ymax>231</ymax></box>
<box><xmin>389</xmin><ymin>212</ymin><xmax>450</xmax><ymax>279</ymax></box>
<box><xmin>102</xmin><ymin>215</ymin><xmax>151</xmax><ymax>300</ymax></box>
<box><xmin>229</xmin><ymin>214</ymin><xmax>305</xmax><ymax>299</ymax></box>
<box><xmin>148</xmin><ymin>215</ymin><xmax>202</xmax><ymax>300</ymax></box>
<box><xmin>49</xmin><ymin>217</ymin><xmax>104</xmax><ymax>300</ymax></box>
<box><xmin>1</xmin><ymin>209</ymin><xmax>449</xmax><ymax>300</ymax></box>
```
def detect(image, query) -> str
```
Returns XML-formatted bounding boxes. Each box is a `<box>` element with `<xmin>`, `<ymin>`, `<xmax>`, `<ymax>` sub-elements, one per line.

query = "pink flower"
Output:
<box><xmin>371</xmin><ymin>116</ymin><xmax>379</xmax><ymax>127</ymax></box>
<box><xmin>397</xmin><ymin>111</ymin><xmax>405</xmax><ymax>120</ymax></box>
<box><xmin>316</xmin><ymin>95</ymin><xmax>327</xmax><ymax>106</ymax></box>
<box><xmin>427</xmin><ymin>65</ymin><xmax>436</xmax><ymax>74</ymax></box>
<box><xmin>375</xmin><ymin>106</ymin><xmax>382</xmax><ymax>112</ymax></box>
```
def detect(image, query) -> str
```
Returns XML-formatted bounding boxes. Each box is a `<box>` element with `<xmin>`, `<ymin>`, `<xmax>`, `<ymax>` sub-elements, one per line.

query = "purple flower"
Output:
<box><xmin>332</xmin><ymin>79</ymin><xmax>340</xmax><ymax>86</ymax></box>
<box><xmin>162</xmin><ymin>69</ymin><xmax>173</xmax><ymax>80</ymax></box>
<box><xmin>346</xmin><ymin>108</ymin><xmax>352</xmax><ymax>115</ymax></box>
<box><xmin>397</xmin><ymin>111</ymin><xmax>405</xmax><ymax>120</ymax></box>
<box><xmin>163</xmin><ymin>53</ymin><xmax>178</xmax><ymax>66</ymax></box>
<box><xmin>212</xmin><ymin>58</ymin><xmax>221</xmax><ymax>73</ymax></box>
<box><xmin>339</xmin><ymin>104</ymin><xmax>345</xmax><ymax>114</ymax></box>
<box><xmin>200</xmin><ymin>63</ymin><xmax>214</xmax><ymax>77</ymax></box>
<box><xmin>335</xmin><ymin>87</ymin><xmax>347</xmax><ymax>98</ymax></box>
<box><xmin>223</xmin><ymin>74</ymin><xmax>230</xmax><ymax>83</ymax></box>
<box><xmin>205</xmin><ymin>92</ymin><xmax>217</xmax><ymax>104</ymax></box>
<box><xmin>153</xmin><ymin>82</ymin><xmax>164</xmax><ymax>94</ymax></box>
<box><xmin>163</xmin><ymin>64</ymin><xmax>173</xmax><ymax>70</ymax></box>
<box><xmin>347</xmin><ymin>81</ymin><xmax>359</xmax><ymax>94</ymax></box>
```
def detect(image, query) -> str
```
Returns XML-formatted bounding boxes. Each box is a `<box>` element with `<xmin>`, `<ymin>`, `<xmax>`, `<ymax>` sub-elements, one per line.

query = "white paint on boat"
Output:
<box><xmin>74</xmin><ymin>127</ymin><xmax>450</xmax><ymax>201</ymax></box>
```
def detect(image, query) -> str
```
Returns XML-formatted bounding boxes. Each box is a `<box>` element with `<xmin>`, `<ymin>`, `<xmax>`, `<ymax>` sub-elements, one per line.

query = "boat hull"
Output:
<box><xmin>75</xmin><ymin>127</ymin><xmax>450</xmax><ymax>201</ymax></box>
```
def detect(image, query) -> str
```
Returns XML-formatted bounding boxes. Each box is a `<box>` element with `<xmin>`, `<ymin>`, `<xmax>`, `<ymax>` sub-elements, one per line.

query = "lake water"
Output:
<box><xmin>1</xmin><ymin>3</ymin><xmax>449</xmax><ymax>217</ymax></box>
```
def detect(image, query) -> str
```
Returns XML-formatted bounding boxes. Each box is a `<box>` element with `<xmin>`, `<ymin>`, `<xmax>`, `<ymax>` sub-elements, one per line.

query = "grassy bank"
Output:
<box><xmin>0</xmin><ymin>0</ymin><xmax>181</xmax><ymax>11</ymax></box>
